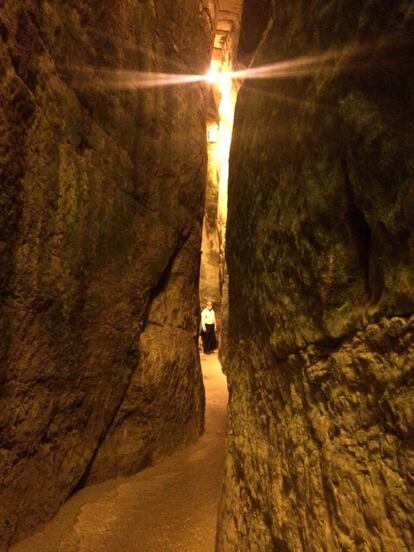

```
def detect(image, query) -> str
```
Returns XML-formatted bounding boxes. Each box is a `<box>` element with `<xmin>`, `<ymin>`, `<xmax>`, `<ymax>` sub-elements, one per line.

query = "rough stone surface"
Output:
<box><xmin>200</xmin><ymin>141</ymin><xmax>221</xmax><ymax>314</ymax></box>
<box><xmin>218</xmin><ymin>2</ymin><xmax>414</xmax><ymax>550</ymax></box>
<box><xmin>88</xmin><ymin>228</ymin><xmax>205</xmax><ymax>484</ymax></box>
<box><xmin>0</xmin><ymin>0</ymin><xmax>213</xmax><ymax>547</ymax></box>
<box><xmin>237</xmin><ymin>0</ymin><xmax>272</xmax><ymax>65</ymax></box>
<box><xmin>214</xmin><ymin>0</ymin><xmax>243</xmax><ymax>61</ymax></box>
<box><xmin>11</xmin><ymin>353</ymin><xmax>227</xmax><ymax>552</ymax></box>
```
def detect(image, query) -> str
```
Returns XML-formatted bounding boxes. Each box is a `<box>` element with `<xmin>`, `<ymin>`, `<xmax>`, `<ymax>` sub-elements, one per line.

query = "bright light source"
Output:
<box><xmin>207</xmin><ymin>124</ymin><xmax>219</xmax><ymax>143</ymax></box>
<box><xmin>205</xmin><ymin>68</ymin><xmax>234</xmax><ymax>87</ymax></box>
<box><xmin>206</xmin><ymin>70</ymin><xmax>220</xmax><ymax>84</ymax></box>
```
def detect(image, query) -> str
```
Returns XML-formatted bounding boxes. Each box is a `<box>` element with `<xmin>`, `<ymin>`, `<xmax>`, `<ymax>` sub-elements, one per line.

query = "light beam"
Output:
<box><xmin>65</xmin><ymin>37</ymin><xmax>407</xmax><ymax>92</ymax></box>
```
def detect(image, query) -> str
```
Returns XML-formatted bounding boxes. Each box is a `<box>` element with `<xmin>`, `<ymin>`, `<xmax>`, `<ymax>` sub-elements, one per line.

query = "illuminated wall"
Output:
<box><xmin>200</xmin><ymin>50</ymin><xmax>239</xmax><ymax>351</ymax></box>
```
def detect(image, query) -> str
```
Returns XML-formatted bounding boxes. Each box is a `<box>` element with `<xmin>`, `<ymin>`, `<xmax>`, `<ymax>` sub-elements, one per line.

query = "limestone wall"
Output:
<box><xmin>0</xmin><ymin>0</ymin><xmax>213</xmax><ymax>547</ymax></box>
<box><xmin>200</xmin><ymin>138</ymin><xmax>221</xmax><ymax>313</ymax></box>
<box><xmin>218</xmin><ymin>1</ymin><xmax>414</xmax><ymax>550</ymax></box>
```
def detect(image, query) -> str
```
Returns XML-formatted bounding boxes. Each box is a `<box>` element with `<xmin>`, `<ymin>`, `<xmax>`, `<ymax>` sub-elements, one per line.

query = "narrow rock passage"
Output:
<box><xmin>12</xmin><ymin>354</ymin><xmax>227</xmax><ymax>552</ymax></box>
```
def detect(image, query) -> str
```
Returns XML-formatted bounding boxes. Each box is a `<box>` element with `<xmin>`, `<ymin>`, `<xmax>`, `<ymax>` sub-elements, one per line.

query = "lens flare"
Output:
<box><xmin>206</xmin><ymin>70</ymin><xmax>220</xmax><ymax>84</ymax></box>
<box><xmin>64</xmin><ymin>37</ymin><xmax>407</xmax><ymax>92</ymax></box>
<box><xmin>64</xmin><ymin>66</ymin><xmax>205</xmax><ymax>91</ymax></box>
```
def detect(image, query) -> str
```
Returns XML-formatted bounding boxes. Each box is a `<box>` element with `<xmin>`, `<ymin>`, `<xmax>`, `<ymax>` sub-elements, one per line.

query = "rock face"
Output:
<box><xmin>87</xmin><ymin>227</ymin><xmax>205</xmax><ymax>484</ymax></box>
<box><xmin>237</xmin><ymin>0</ymin><xmax>271</xmax><ymax>65</ymax></box>
<box><xmin>218</xmin><ymin>1</ymin><xmax>414</xmax><ymax>550</ymax></box>
<box><xmin>0</xmin><ymin>0</ymin><xmax>213</xmax><ymax>547</ymax></box>
<box><xmin>199</xmin><ymin>138</ymin><xmax>221</xmax><ymax>313</ymax></box>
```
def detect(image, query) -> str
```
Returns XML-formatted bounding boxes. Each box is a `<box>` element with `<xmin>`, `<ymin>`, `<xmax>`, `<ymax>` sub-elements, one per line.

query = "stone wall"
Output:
<box><xmin>218</xmin><ymin>1</ymin><xmax>414</xmax><ymax>550</ymax></box>
<box><xmin>237</xmin><ymin>0</ymin><xmax>271</xmax><ymax>65</ymax></box>
<box><xmin>0</xmin><ymin>0</ymin><xmax>213</xmax><ymax>547</ymax></box>
<box><xmin>199</xmin><ymin>138</ymin><xmax>221</xmax><ymax>314</ymax></box>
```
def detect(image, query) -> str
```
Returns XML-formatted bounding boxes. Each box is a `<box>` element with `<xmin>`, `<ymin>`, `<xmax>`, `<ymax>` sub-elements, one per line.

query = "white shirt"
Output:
<box><xmin>201</xmin><ymin>307</ymin><xmax>216</xmax><ymax>326</ymax></box>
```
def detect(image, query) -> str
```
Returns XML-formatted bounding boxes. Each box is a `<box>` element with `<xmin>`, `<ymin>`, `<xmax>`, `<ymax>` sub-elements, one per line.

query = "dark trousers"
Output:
<box><xmin>202</xmin><ymin>324</ymin><xmax>217</xmax><ymax>353</ymax></box>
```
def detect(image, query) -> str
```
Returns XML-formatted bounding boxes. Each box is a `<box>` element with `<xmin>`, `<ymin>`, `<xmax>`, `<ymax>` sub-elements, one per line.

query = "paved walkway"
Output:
<box><xmin>12</xmin><ymin>353</ymin><xmax>227</xmax><ymax>552</ymax></box>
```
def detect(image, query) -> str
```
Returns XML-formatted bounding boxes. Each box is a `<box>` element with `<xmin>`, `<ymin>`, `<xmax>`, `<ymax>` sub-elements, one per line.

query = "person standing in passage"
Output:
<box><xmin>200</xmin><ymin>300</ymin><xmax>217</xmax><ymax>354</ymax></box>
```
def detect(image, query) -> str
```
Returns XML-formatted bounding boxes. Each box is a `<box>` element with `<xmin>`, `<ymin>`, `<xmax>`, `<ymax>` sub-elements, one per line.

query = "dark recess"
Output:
<box><xmin>237</xmin><ymin>0</ymin><xmax>272</xmax><ymax>66</ymax></box>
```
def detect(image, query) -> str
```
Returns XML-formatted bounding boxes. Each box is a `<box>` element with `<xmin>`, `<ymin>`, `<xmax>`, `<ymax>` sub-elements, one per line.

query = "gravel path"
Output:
<box><xmin>12</xmin><ymin>353</ymin><xmax>227</xmax><ymax>552</ymax></box>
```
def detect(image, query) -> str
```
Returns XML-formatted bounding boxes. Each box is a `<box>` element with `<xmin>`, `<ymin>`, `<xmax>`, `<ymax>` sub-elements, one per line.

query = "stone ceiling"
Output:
<box><xmin>213</xmin><ymin>0</ymin><xmax>244</xmax><ymax>61</ymax></box>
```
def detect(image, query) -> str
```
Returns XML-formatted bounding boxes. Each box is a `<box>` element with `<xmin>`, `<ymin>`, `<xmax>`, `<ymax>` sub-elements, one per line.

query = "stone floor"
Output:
<box><xmin>12</xmin><ymin>353</ymin><xmax>227</xmax><ymax>552</ymax></box>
